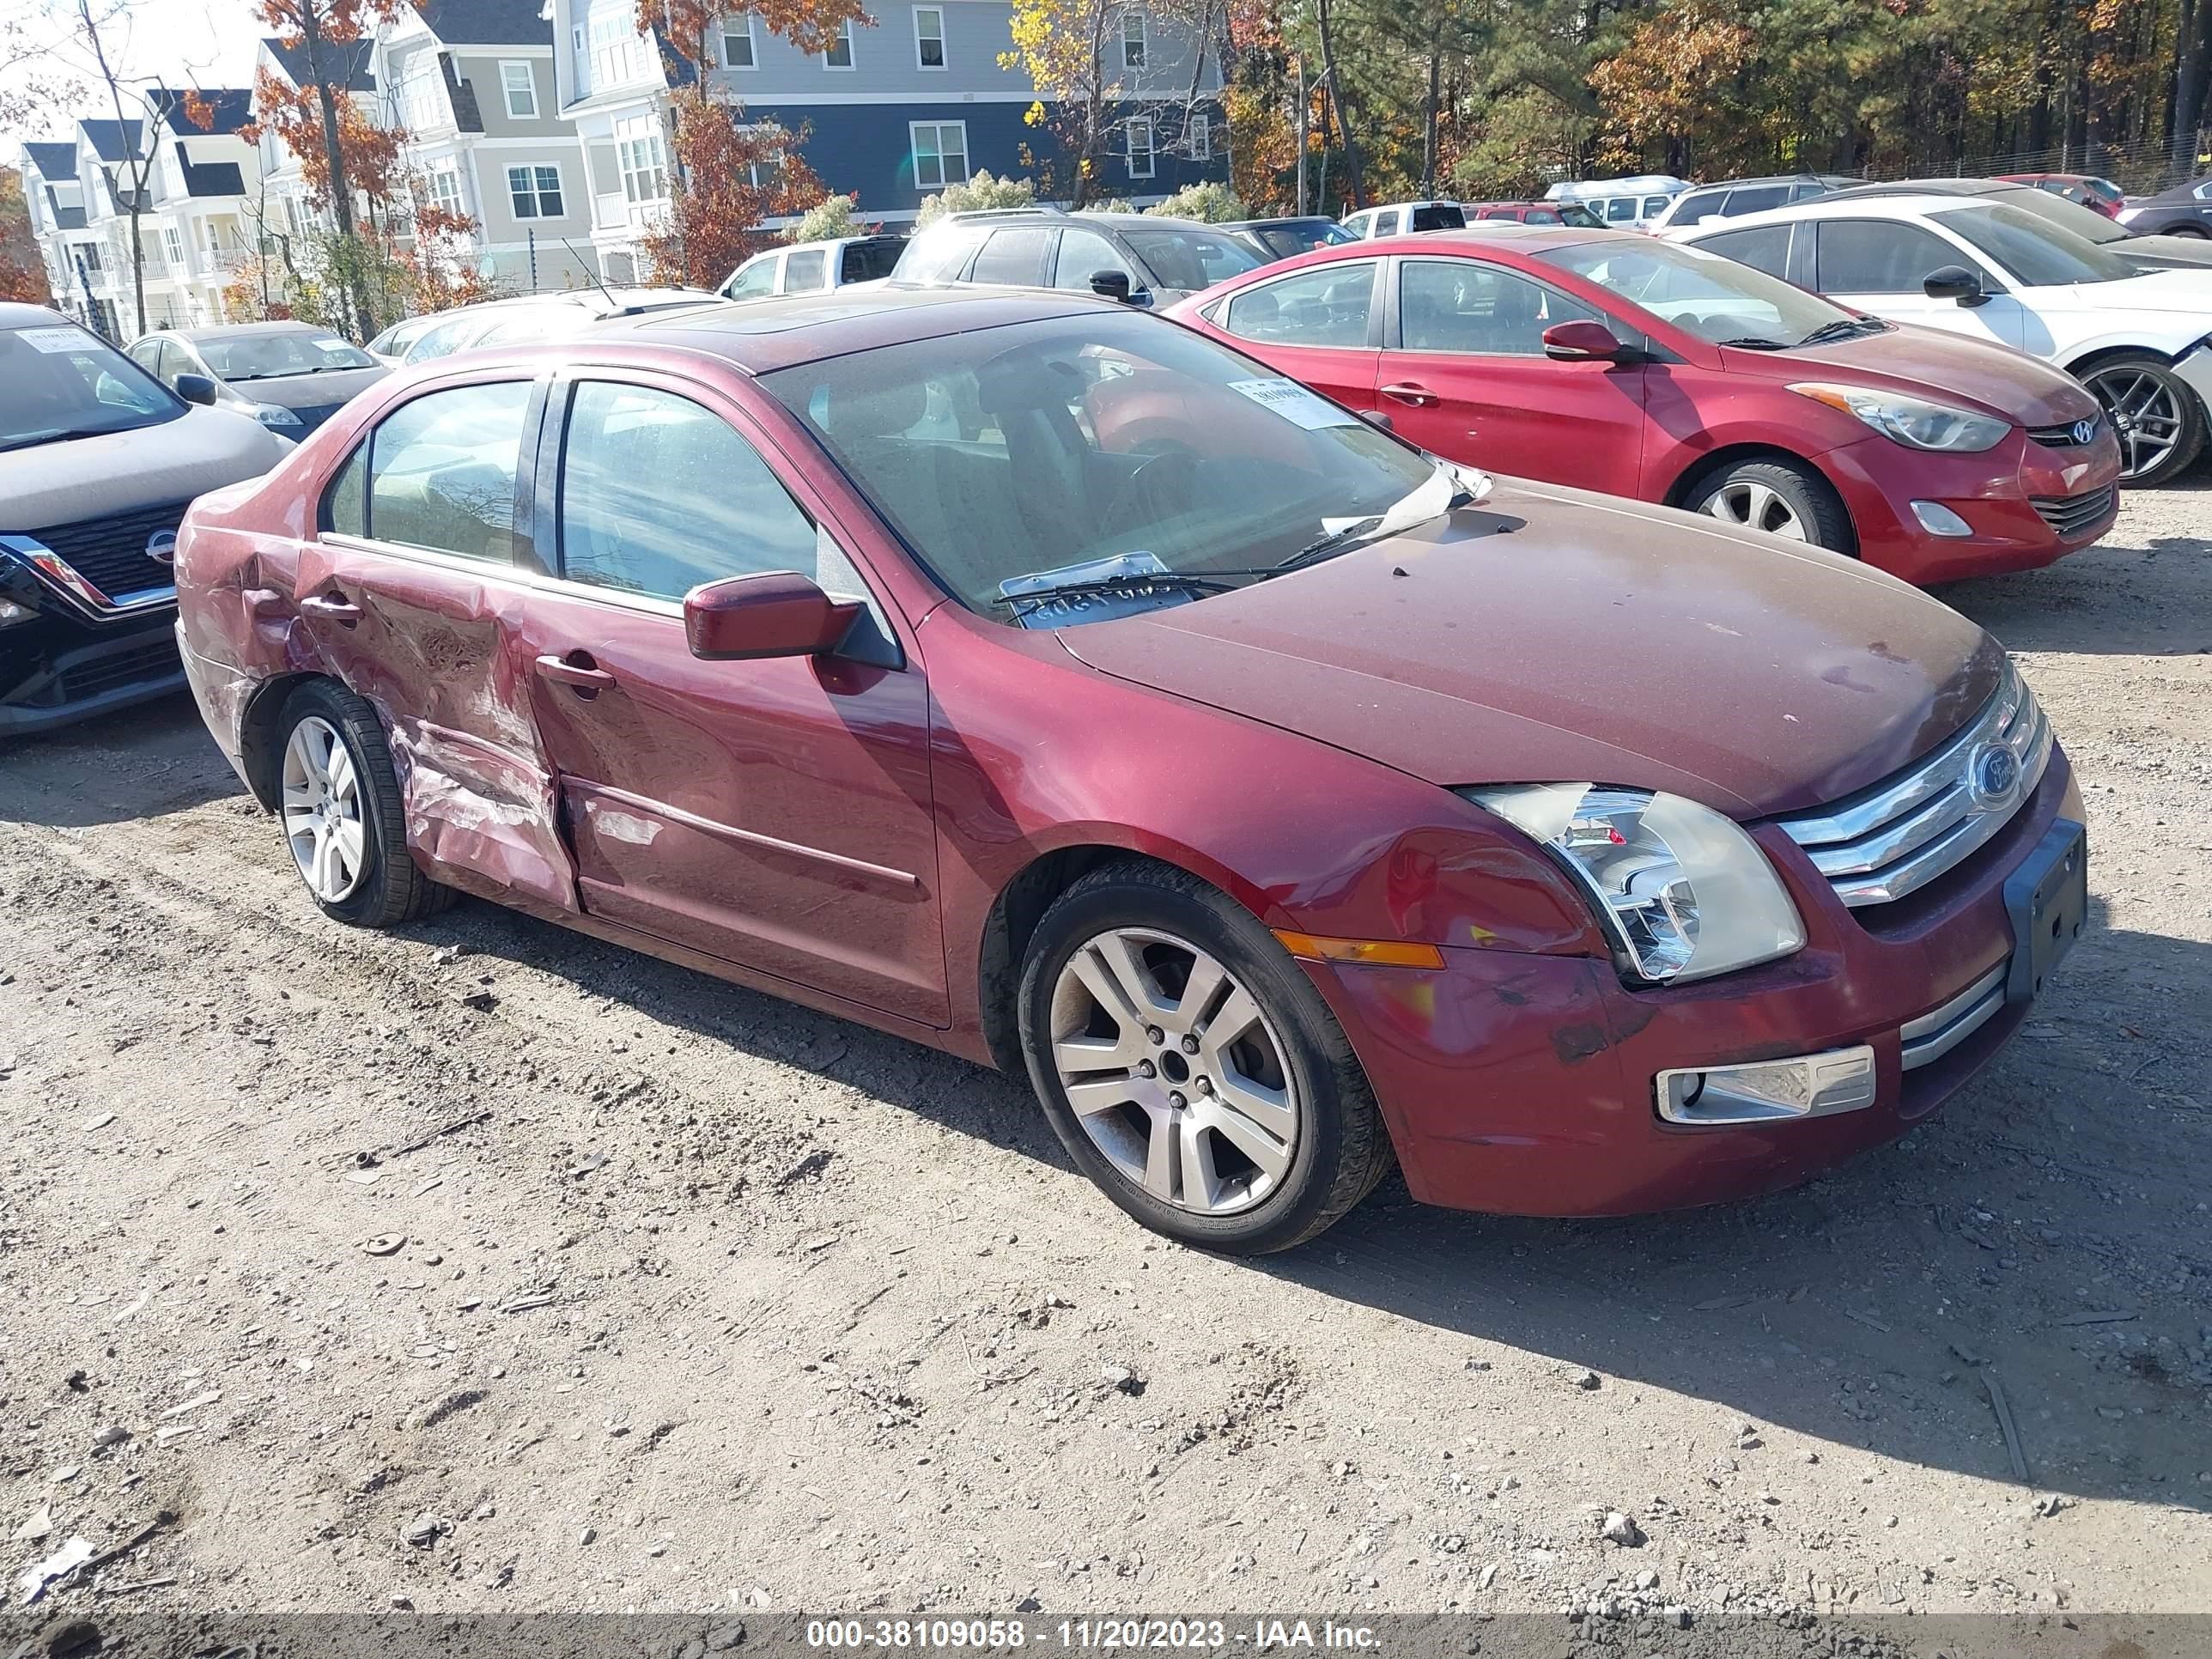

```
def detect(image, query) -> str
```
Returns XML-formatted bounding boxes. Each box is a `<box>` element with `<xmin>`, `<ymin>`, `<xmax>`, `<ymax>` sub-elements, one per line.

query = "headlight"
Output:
<box><xmin>251</xmin><ymin>402</ymin><xmax>302</xmax><ymax>429</ymax></box>
<box><xmin>1789</xmin><ymin>382</ymin><xmax>2009</xmax><ymax>453</ymax></box>
<box><xmin>0</xmin><ymin>597</ymin><xmax>34</xmax><ymax>628</ymax></box>
<box><xmin>1462</xmin><ymin>784</ymin><xmax>1805</xmax><ymax>986</ymax></box>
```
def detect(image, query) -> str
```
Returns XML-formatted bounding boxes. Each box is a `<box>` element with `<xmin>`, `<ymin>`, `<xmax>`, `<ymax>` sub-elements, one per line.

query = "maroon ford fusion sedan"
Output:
<box><xmin>173</xmin><ymin>288</ymin><xmax>2087</xmax><ymax>1253</ymax></box>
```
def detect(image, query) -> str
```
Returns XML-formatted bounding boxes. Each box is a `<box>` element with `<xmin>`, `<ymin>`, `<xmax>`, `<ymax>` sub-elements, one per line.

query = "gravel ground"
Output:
<box><xmin>1</xmin><ymin>490</ymin><xmax>2208</xmax><ymax>1634</ymax></box>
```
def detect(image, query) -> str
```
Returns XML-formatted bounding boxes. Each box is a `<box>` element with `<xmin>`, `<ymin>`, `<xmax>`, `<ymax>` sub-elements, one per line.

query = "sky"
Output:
<box><xmin>2</xmin><ymin>0</ymin><xmax>269</xmax><ymax>142</ymax></box>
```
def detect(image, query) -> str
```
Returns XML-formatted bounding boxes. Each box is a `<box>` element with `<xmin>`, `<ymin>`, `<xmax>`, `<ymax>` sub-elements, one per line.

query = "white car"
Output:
<box><xmin>1673</xmin><ymin>192</ymin><xmax>2212</xmax><ymax>483</ymax></box>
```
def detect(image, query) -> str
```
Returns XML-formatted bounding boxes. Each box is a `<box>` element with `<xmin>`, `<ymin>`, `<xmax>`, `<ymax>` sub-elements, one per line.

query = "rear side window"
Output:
<box><xmin>1605</xmin><ymin>198</ymin><xmax>1637</xmax><ymax>222</ymax></box>
<box><xmin>1694</xmin><ymin>223</ymin><xmax>1793</xmax><ymax>279</ymax></box>
<box><xmin>971</xmin><ymin>226</ymin><xmax>1054</xmax><ymax>286</ymax></box>
<box><xmin>325</xmin><ymin>446</ymin><xmax>367</xmax><ymax>536</ymax></box>
<box><xmin>1723</xmin><ymin>184</ymin><xmax>1789</xmax><ymax>216</ymax></box>
<box><xmin>783</xmin><ymin>247</ymin><xmax>828</xmax><ymax>292</ymax></box>
<box><xmin>842</xmin><ymin>240</ymin><xmax>903</xmax><ymax>283</ymax></box>
<box><xmin>1408</xmin><ymin>204</ymin><xmax>1465</xmax><ymax>231</ymax></box>
<box><xmin>363</xmin><ymin>381</ymin><xmax>532</xmax><ymax>561</ymax></box>
<box><xmin>1218</xmin><ymin>263</ymin><xmax>1376</xmax><ymax>347</ymax></box>
<box><xmin>1672</xmin><ymin>188</ymin><xmax>1725</xmax><ymax>224</ymax></box>
<box><xmin>558</xmin><ymin>381</ymin><xmax>817</xmax><ymax>601</ymax></box>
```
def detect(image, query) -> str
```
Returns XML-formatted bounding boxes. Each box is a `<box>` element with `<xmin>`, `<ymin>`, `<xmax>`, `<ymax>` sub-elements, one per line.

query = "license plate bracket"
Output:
<box><xmin>2003</xmin><ymin>817</ymin><xmax>2087</xmax><ymax>1006</ymax></box>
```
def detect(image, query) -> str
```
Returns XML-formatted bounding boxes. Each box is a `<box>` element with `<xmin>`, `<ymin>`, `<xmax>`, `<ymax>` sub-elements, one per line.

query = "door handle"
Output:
<box><xmin>300</xmin><ymin>592</ymin><xmax>362</xmax><ymax>621</ymax></box>
<box><xmin>535</xmin><ymin>653</ymin><xmax>616</xmax><ymax>691</ymax></box>
<box><xmin>1380</xmin><ymin>382</ymin><xmax>1438</xmax><ymax>408</ymax></box>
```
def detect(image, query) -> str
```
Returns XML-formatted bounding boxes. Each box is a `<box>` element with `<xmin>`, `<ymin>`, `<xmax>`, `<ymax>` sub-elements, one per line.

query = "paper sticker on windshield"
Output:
<box><xmin>1226</xmin><ymin>378</ymin><xmax>1359</xmax><ymax>430</ymax></box>
<box><xmin>16</xmin><ymin>326</ymin><xmax>89</xmax><ymax>354</ymax></box>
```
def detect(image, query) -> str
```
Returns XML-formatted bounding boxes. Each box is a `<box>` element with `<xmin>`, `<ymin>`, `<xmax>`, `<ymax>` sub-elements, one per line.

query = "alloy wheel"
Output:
<box><xmin>1048</xmin><ymin>927</ymin><xmax>1301</xmax><ymax>1216</ymax></box>
<box><xmin>2082</xmin><ymin>364</ymin><xmax>2185</xmax><ymax>481</ymax></box>
<box><xmin>1698</xmin><ymin>479</ymin><xmax>1808</xmax><ymax>540</ymax></box>
<box><xmin>280</xmin><ymin>714</ymin><xmax>367</xmax><ymax>903</ymax></box>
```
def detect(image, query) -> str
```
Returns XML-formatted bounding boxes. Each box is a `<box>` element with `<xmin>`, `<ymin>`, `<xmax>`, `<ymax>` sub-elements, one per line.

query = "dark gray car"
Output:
<box><xmin>892</xmin><ymin>209</ymin><xmax>1264</xmax><ymax>306</ymax></box>
<box><xmin>129</xmin><ymin>321</ymin><xmax>389</xmax><ymax>438</ymax></box>
<box><xmin>2116</xmin><ymin>175</ymin><xmax>2212</xmax><ymax>240</ymax></box>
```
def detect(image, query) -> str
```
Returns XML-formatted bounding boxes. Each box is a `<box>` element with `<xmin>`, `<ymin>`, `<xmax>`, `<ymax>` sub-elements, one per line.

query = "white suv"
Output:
<box><xmin>1674</xmin><ymin>192</ymin><xmax>2212</xmax><ymax>483</ymax></box>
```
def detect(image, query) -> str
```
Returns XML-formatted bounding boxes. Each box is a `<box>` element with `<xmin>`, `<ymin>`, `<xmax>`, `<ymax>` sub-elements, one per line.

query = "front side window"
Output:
<box><xmin>559</xmin><ymin>381</ymin><xmax>817</xmax><ymax>600</ymax></box>
<box><xmin>1</xmin><ymin>320</ymin><xmax>181</xmax><ymax>448</ymax></box>
<box><xmin>1815</xmin><ymin>219</ymin><xmax>1974</xmax><ymax>293</ymax></box>
<box><xmin>1672</xmin><ymin>188</ymin><xmax>1725</xmax><ymax>224</ymax></box>
<box><xmin>761</xmin><ymin>311</ymin><xmax>1443</xmax><ymax>622</ymax></box>
<box><xmin>1723</xmin><ymin>183</ymin><xmax>1788</xmax><ymax>216</ymax></box>
<box><xmin>1122</xmin><ymin>11</ymin><xmax>1146</xmax><ymax>67</ymax></box>
<box><xmin>1931</xmin><ymin>203</ymin><xmax>2136</xmax><ymax>286</ymax></box>
<box><xmin>1540</xmin><ymin>235</ymin><xmax>1850</xmax><ymax>348</ymax></box>
<box><xmin>726</xmin><ymin>253</ymin><xmax>779</xmax><ymax>298</ymax></box>
<box><xmin>507</xmin><ymin>165</ymin><xmax>563</xmax><ymax>220</ymax></box>
<box><xmin>823</xmin><ymin>19</ymin><xmax>854</xmax><ymax>66</ymax></box>
<box><xmin>897</xmin><ymin>221</ymin><xmax>987</xmax><ymax>281</ymax></box>
<box><xmin>915</xmin><ymin>5</ymin><xmax>945</xmax><ymax>67</ymax></box>
<box><xmin>363</xmin><ymin>380</ymin><xmax>532</xmax><ymax>562</ymax></box>
<box><xmin>1219</xmin><ymin>262</ymin><xmax>1375</xmax><ymax>347</ymax></box>
<box><xmin>1127</xmin><ymin>117</ymin><xmax>1154</xmax><ymax>179</ymax></box>
<box><xmin>1604</xmin><ymin>198</ymin><xmax>1636</xmax><ymax>223</ymax></box>
<box><xmin>500</xmin><ymin>61</ymin><xmax>538</xmax><ymax>118</ymax></box>
<box><xmin>1397</xmin><ymin>259</ymin><xmax>1601</xmax><ymax>355</ymax></box>
<box><xmin>1052</xmin><ymin>226</ymin><xmax>1132</xmax><ymax>289</ymax></box>
<box><xmin>910</xmin><ymin>121</ymin><xmax>967</xmax><ymax>191</ymax></box>
<box><xmin>782</xmin><ymin>247</ymin><xmax>829</xmax><ymax>291</ymax></box>
<box><xmin>720</xmin><ymin>15</ymin><xmax>757</xmax><ymax>68</ymax></box>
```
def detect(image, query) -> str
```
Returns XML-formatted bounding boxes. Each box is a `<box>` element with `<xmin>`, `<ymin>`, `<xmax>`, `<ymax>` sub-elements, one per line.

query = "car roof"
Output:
<box><xmin>1355</xmin><ymin>224</ymin><xmax>1627</xmax><ymax>252</ymax></box>
<box><xmin>0</xmin><ymin>301</ymin><xmax>73</xmax><ymax>331</ymax></box>
<box><xmin>1675</xmin><ymin>192</ymin><xmax>1985</xmax><ymax>234</ymax></box>
<box><xmin>580</xmin><ymin>283</ymin><xmax>1115</xmax><ymax>376</ymax></box>
<box><xmin>1224</xmin><ymin>216</ymin><xmax>1336</xmax><ymax>228</ymax></box>
<box><xmin>1684</xmin><ymin>172</ymin><xmax>1854</xmax><ymax>188</ymax></box>
<box><xmin>171</xmin><ymin>319</ymin><xmax>325</xmax><ymax>341</ymax></box>
<box><xmin>1828</xmin><ymin>177</ymin><xmax>2009</xmax><ymax>199</ymax></box>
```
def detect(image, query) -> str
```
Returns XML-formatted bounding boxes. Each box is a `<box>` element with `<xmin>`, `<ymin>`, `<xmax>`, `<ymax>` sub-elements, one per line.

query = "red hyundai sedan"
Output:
<box><xmin>173</xmin><ymin>289</ymin><xmax>2085</xmax><ymax>1251</ymax></box>
<box><xmin>1167</xmin><ymin>227</ymin><xmax>2122</xmax><ymax>584</ymax></box>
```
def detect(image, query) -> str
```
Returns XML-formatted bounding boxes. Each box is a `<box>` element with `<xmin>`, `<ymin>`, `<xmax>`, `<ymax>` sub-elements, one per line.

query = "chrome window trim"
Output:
<box><xmin>1777</xmin><ymin>662</ymin><xmax>2053</xmax><ymax>907</ymax></box>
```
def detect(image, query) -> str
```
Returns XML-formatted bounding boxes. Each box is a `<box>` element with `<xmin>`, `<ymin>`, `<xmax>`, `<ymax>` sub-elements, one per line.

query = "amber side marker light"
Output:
<box><xmin>1273</xmin><ymin>931</ymin><xmax>1447</xmax><ymax>970</ymax></box>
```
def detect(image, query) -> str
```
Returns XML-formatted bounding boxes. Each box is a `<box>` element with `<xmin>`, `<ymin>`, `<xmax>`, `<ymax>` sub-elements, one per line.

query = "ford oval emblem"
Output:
<box><xmin>2071</xmin><ymin>417</ymin><xmax>2097</xmax><ymax>446</ymax></box>
<box><xmin>145</xmin><ymin>529</ymin><xmax>179</xmax><ymax>566</ymax></box>
<box><xmin>1969</xmin><ymin>744</ymin><xmax>2020</xmax><ymax>807</ymax></box>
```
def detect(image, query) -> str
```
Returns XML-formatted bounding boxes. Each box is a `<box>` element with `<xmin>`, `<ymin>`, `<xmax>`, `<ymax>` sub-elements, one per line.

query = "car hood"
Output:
<box><xmin>229</xmin><ymin>364</ymin><xmax>389</xmax><ymax>411</ymax></box>
<box><xmin>1722</xmin><ymin>322</ymin><xmax>2102</xmax><ymax>423</ymax></box>
<box><xmin>2118</xmin><ymin>234</ymin><xmax>2212</xmax><ymax>270</ymax></box>
<box><xmin>0</xmin><ymin>404</ymin><xmax>289</xmax><ymax>532</ymax></box>
<box><xmin>1054</xmin><ymin>479</ymin><xmax>2005</xmax><ymax>819</ymax></box>
<box><xmin>2026</xmin><ymin>265</ymin><xmax>2212</xmax><ymax>313</ymax></box>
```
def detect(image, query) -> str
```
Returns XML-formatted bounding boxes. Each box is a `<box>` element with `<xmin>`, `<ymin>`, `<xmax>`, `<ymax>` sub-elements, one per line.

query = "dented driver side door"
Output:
<box><xmin>296</xmin><ymin>371</ymin><xmax>578</xmax><ymax>912</ymax></box>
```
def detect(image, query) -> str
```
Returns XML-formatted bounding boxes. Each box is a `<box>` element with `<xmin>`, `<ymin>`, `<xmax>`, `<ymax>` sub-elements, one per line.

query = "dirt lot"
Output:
<box><xmin>3</xmin><ymin>491</ymin><xmax>2209</xmax><ymax>1632</ymax></box>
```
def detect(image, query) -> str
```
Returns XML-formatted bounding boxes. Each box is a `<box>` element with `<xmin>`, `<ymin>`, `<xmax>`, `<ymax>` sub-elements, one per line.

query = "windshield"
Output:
<box><xmin>1933</xmin><ymin>203</ymin><xmax>2142</xmax><ymax>283</ymax></box>
<box><xmin>1989</xmin><ymin>185</ymin><xmax>2131</xmax><ymax>245</ymax></box>
<box><xmin>406</xmin><ymin>312</ymin><xmax>502</xmax><ymax>362</ymax></box>
<box><xmin>1</xmin><ymin>321</ymin><xmax>181</xmax><ymax>449</ymax></box>
<box><xmin>1535</xmin><ymin>236</ymin><xmax>1850</xmax><ymax>346</ymax></box>
<box><xmin>201</xmin><ymin>331</ymin><xmax>377</xmax><ymax>380</ymax></box>
<box><xmin>761</xmin><ymin>312</ymin><xmax>1445</xmax><ymax>623</ymax></box>
<box><xmin>1115</xmin><ymin>225</ymin><xmax>1263</xmax><ymax>291</ymax></box>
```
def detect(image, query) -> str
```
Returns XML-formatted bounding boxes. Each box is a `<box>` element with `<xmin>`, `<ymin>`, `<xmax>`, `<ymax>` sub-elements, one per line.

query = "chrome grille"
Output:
<box><xmin>2029</xmin><ymin>485</ymin><xmax>2117</xmax><ymax>537</ymax></box>
<box><xmin>1776</xmin><ymin>662</ymin><xmax>2053</xmax><ymax>908</ymax></box>
<box><xmin>2025</xmin><ymin>416</ymin><xmax>2101</xmax><ymax>447</ymax></box>
<box><xmin>9</xmin><ymin>499</ymin><xmax>188</xmax><ymax>605</ymax></box>
<box><xmin>1899</xmin><ymin>961</ymin><xmax>2008</xmax><ymax>1070</ymax></box>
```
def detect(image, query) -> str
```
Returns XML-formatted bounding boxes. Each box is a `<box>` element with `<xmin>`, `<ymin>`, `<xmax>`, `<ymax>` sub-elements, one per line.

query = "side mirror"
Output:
<box><xmin>684</xmin><ymin>571</ymin><xmax>858</xmax><ymax>661</ymax></box>
<box><xmin>173</xmin><ymin>372</ymin><xmax>218</xmax><ymax>406</ymax></box>
<box><xmin>1089</xmin><ymin>270</ymin><xmax>1133</xmax><ymax>302</ymax></box>
<box><xmin>1358</xmin><ymin>409</ymin><xmax>1394</xmax><ymax>432</ymax></box>
<box><xmin>1542</xmin><ymin>319</ymin><xmax>1627</xmax><ymax>362</ymax></box>
<box><xmin>1923</xmin><ymin>264</ymin><xmax>1987</xmax><ymax>307</ymax></box>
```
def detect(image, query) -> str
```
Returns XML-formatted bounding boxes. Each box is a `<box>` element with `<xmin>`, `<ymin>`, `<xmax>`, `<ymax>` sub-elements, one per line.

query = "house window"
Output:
<box><xmin>1189</xmin><ymin>112</ymin><xmax>1209</xmax><ymax>160</ymax></box>
<box><xmin>1126</xmin><ymin>116</ymin><xmax>1154</xmax><ymax>179</ymax></box>
<box><xmin>507</xmin><ymin>164</ymin><xmax>563</xmax><ymax>219</ymax></box>
<box><xmin>617</xmin><ymin>119</ymin><xmax>668</xmax><ymax>206</ymax></box>
<box><xmin>1122</xmin><ymin>11</ymin><xmax>1146</xmax><ymax>68</ymax></box>
<box><xmin>909</xmin><ymin>120</ymin><xmax>968</xmax><ymax>191</ymax></box>
<box><xmin>402</xmin><ymin>58</ymin><xmax>446</xmax><ymax>130</ymax></box>
<box><xmin>427</xmin><ymin>167</ymin><xmax>465</xmax><ymax>216</ymax></box>
<box><xmin>571</xmin><ymin>23</ymin><xmax>586</xmax><ymax>85</ymax></box>
<box><xmin>914</xmin><ymin>6</ymin><xmax>945</xmax><ymax>67</ymax></box>
<box><xmin>77</xmin><ymin>242</ymin><xmax>102</xmax><ymax>275</ymax></box>
<box><xmin>162</xmin><ymin>225</ymin><xmax>185</xmax><ymax>266</ymax></box>
<box><xmin>500</xmin><ymin>62</ymin><xmax>538</xmax><ymax>118</ymax></box>
<box><xmin>823</xmin><ymin>18</ymin><xmax>854</xmax><ymax>67</ymax></box>
<box><xmin>720</xmin><ymin>15</ymin><xmax>757</xmax><ymax>68</ymax></box>
<box><xmin>590</xmin><ymin>9</ymin><xmax>645</xmax><ymax>88</ymax></box>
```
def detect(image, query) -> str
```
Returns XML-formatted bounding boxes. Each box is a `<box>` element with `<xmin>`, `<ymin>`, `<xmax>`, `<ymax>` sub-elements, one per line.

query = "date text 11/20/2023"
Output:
<box><xmin>803</xmin><ymin>1620</ymin><xmax>1382</xmax><ymax>1650</ymax></box>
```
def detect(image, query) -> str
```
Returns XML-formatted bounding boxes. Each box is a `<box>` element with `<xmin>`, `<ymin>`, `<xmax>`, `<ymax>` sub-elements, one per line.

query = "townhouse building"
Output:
<box><xmin>19</xmin><ymin>141</ymin><xmax>100</xmax><ymax>329</ymax></box>
<box><xmin>251</xmin><ymin>33</ymin><xmax>378</xmax><ymax>251</ymax></box>
<box><xmin>549</xmin><ymin>0</ymin><xmax>1229</xmax><ymax>282</ymax></box>
<box><xmin>372</xmin><ymin>0</ymin><xmax>606</xmax><ymax>289</ymax></box>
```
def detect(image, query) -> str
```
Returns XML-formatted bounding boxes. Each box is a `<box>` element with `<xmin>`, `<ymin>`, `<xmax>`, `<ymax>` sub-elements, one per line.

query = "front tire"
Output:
<box><xmin>276</xmin><ymin>679</ymin><xmax>449</xmax><ymax>927</ymax></box>
<box><xmin>1686</xmin><ymin>457</ymin><xmax>1853</xmax><ymax>551</ymax></box>
<box><xmin>2077</xmin><ymin>352</ymin><xmax>2205</xmax><ymax>484</ymax></box>
<box><xmin>1017</xmin><ymin>860</ymin><xmax>1392</xmax><ymax>1253</ymax></box>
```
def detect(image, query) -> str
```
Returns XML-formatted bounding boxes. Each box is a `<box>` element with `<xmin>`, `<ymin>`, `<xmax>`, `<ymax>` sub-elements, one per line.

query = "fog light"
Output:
<box><xmin>1655</xmin><ymin>1046</ymin><xmax>1876</xmax><ymax>1126</ymax></box>
<box><xmin>1909</xmin><ymin>500</ymin><xmax>1974</xmax><ymax>538</ymax></box>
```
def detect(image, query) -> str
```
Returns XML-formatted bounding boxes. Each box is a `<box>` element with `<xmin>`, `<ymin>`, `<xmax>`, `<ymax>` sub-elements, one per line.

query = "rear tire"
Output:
<box><xmin>1017</xmin><ymin>860</ymin><xmax>1393</xmax><ymax>1254</ymax></box>
<box><xmin>275</xmin><ymin>679</ymin><xmax>451</xmax><ymax>927</ymax></box>
<box><xmin>2076</xmin><ymin>352</ymin><xmax>2205</xmax><ymax>485</ymax></box>
<box><xmin>1686</xmin><ymin>458</ymin><xmax>1853</xmax><ymax>552</ymax></box>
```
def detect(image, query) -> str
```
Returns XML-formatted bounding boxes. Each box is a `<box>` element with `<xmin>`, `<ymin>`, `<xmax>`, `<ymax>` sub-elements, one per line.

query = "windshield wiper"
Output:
<box><xmin>1272</xmin><ymin>478</ymin><xmax>1478</xmax><ymax>574</ymax></box>
<box><xmin>0</xmin><ymin>425</ymin><xmax>115</xmax><ymax>453</ymax></box>
<box><xmin>1715</xmin><ymin>335</ymin><xmax>1789</xmax><ymax>350</ymax></box>
<box><xmin>989</xmin><ymin>570</ymin><xmax>1240</xmax><ymax>614</ymax></box>
<box><xmin>1796</xmin><ymin>317</ymin><xmax>1886</xmax><ymax>347</ymax></box>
